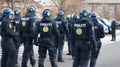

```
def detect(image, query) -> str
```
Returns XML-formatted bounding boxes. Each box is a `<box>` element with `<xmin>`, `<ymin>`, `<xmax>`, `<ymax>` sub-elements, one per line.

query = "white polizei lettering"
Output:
<box><xmin>40</xmin><ymin>23</ymin><xmax>52</xmax><ymax>26</ymax></box>
<box><xmin>15</xmin><ymin>21</ymin><xmax>19</xmax><ymax>24</ymax></box>
<box><xmin>56</xmin><ymin>21</ymin><xmax>62</xmax><ymax>24</ymax></box>
<box><xmin>74</xmin><ymin>24</ymin><xmax>86</xmax><ymax>27</ymax></box>
<box><xmin>21</xmin><ymin>18</ymin><xmax>29</xmax><ymax>20</ymax></box>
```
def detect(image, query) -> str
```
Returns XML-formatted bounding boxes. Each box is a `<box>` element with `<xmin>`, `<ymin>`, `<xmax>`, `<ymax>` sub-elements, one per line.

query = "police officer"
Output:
<box><xmin>68</xmin><ymin>14</ymin><xmax>79</xmax><ymax>58</ymax></box>
<box><xmin>66</xmin><ymin>15</ymin><xmax>72</xmax><ymax>55</ymax></box>
<box><xmin>54</xmin><ymin>11</ymin><xmax>69</xmax><ymax>62</ymax></box>
<box><xmin>111</xmin><ymin>19</ymin><xmax>116</xmax><ymax>41</ymax></box>
<box><xmin>1</xmin><ymin>7</ymin><xmax>19</xmax><ymax>67</ymax></box>
<box><xmin>90</xmin><ymin>12</ymin><xmax>105</xmax><ymax>67</ymax></box>
<box><xmin>36</xmin><ymin>9</ymin><xmax>60</xmax><ymax>67</ymax></box>
<box><xmin>72</xmin><ymin>8</ymin><xmax>97</xmax><ymax>67</ymax></box>
<box><xmin>20</xmin><ymin>5</ymin><xmax>36</xmax><ymax>67</ymax></box>
<box><xmin>13</xmin><ymin>8</ymin><xmax>21</xmax><ymax>66</ymax></box>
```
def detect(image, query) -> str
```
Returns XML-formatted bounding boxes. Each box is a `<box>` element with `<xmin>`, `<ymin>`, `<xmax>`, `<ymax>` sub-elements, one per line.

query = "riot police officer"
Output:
<box><xmin>72</xmin><ymin>8</ymin><xmax>97</xmax><ymax>67</ymax></box>
<box><xmin>20</xmin><ymin>5</ymin><xmax>36</xmax><ymax>67</ymax></box>
<box><xmin>90</xmin><ymin>12</ymin><xmax>105</xmax><ymax>67</ymax></box>
<box><xmin>68</xmin><ymin>14</ymin><xmax>79</xmax><ymax>58</ymax></box>
<box><xmin>66</xmin><ymin>15</ymin><xmax>72</xmax><ymax>55</ymax></box>
<box><xmin>36</xmin><ymin>9</ymin><xmax>60</xmax><ymax>67</ymax></box>
<box><xmin>111</xmin><ymin>19</ymin><xmax>116</xmax><ymax>41</ymax></box>
<box><xmin>54</xmin><ymin>11</ymin><xmax>68</xmax><ymax>62</ymax></box>
<box><xmin>13</xmin><ymin>8</ymin><xmax>21</xmax><ymax>66</ymax></box>
<box><xmin>1</xmin><ymin>7</ymin><xmax>19</xmax><ymax>67</ymax></box>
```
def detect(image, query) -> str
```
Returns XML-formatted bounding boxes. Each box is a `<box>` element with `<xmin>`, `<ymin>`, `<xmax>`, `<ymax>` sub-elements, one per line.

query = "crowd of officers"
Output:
<box><xmin>0</xmin><ymin>5</ymin><xmax>105</xmax><ymax>67</ymax></box>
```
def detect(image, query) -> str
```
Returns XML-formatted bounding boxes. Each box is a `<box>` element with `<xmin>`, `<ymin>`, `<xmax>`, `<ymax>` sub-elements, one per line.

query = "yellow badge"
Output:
<box><xmin>76</xmin><ymin>28</ymin><xmax>82</xmax><ymax>35</ymax></box>
<box><xmin>92</xmin><ymin>26</ymin><xmax>94</xmax><ymax>32</ymax></box>
<box><xmin>9</xmin><ymin>23</ymin><xmax>12</xmax><ymax>29</ymax></box>
<box><xmin>14</xmin><ymin>26</ymin><xmax>16</xmax><ymax>32</ymax></box>
<box><xmin>22</xmin><ymin>21</ymin><xmax>26</xmax><ymax>27</ymax></box>
<box><xmin>43</xmin><ymin>26</ymin><xmax>49</xmax><ymax>32</ymax></box>
<box><xmin>83</xmin><ymin>12</ymin><xmax>88</xmax><ymax>17</ymax></box>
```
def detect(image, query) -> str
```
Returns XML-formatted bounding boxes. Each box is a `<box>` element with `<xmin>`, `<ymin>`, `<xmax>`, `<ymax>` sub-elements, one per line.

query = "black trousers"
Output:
<box><xmin>1</xmin><ymin>38</ymin><xmax>17</xmax><ymax>67</ymax></box>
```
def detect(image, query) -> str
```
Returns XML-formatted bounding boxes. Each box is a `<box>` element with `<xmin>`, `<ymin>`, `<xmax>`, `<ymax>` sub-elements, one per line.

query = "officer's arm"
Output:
<box><xmin>29</xmin><ymin>18</ymin><xmax>36</xmax><ymax>34</ymax></box>
<box><xmin>63</xmin><ymin>20</ymin><xmax>69</xmax><ymax>34</ymax></box>
<box><xmin>17</xmin><ymin>17</ymin><xmax>21</xmax><ymax>33</ymax></box>
<box><xmin>70</xmin><ymin>23</ymin><xmax>75</xmax><ymax>45</ymax></box>
<box><xmin>52</xmin><ymin>22</ymin><xmax>60</xmax><ymax>36</ymax></box>
<box><xmin>33</xmin><ymin>20</ymin><xmax>40</xmax><ymax>46</ymax></box>
<box><xmin>5</xmin><ymin>21</ymin><xmax>19</xmax><ymax>37</ymax></box>
<box><xmin>88</xmin><ymin>22</ymin><xmax>97</xmax><ymax>48</ymax></box>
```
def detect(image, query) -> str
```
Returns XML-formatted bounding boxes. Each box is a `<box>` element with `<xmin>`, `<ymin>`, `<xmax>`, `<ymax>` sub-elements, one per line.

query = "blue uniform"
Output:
<box><xmin>90</xmin><ymin>18</ymin><xmax>105</xmax><ymax>67</ymax></box>
<box><xmin>72</xmin><ymin>17</ymin><xmax>97</xmax><ymax>67</ymax></box>
<box><xmin>1</xmin><ymin>17</ymin><xmax>19</xmax><ymax>67</ymax></box>
<box><xmin>54</xmin><ymin>16</ymin><xmax>69</xmax><ymax>62</ymax></box>
<box><xmin>67</xmin><ymin>14</ymin><xmax>78</xmax><ymax>57</ymax></box>
<box><xmin>13</xmin><ymin>14</ymin><xmax>21</xmax><ymax>65</ymax></box>
<box><xmin>37</xmin><ymin>17</ymin><xmax>60</xmax><ymax>67</ymax></box>
<box><xmin>20</xmin><ymin>13</ymin><xmax>36</xmax><ymax>67</ymax></box>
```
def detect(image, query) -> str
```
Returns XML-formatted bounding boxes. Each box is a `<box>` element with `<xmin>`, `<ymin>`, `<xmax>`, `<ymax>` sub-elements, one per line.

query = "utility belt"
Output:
<box><xmin>76</xmin><ymin>39</ymin><xmax>90</xmax><ymax>44</ymax></box>
<box><xmin>2</xmin><ymin>36</ymin><xmax>13</xmax><ymax>41</ymax></box>
<box><xmin>39</xmin><ymin>36</ymin><xmax>53</xmax><ymax>41</ymax></box>
<box><xmin>75</xmin><ymin>38</ymin><xmax>89</xmax><ymax>41</ymax></box>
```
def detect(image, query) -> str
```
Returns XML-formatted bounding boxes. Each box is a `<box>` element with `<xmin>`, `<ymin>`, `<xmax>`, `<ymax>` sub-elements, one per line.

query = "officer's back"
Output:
<box><xmin>73</xmin><ymin>17</ymin><xmax>92</xmax><ymax>41</ymax></box>
<box><xmin>37</xmin><ymin>9</ymin><xmax>59</xmax><ymax>46</ymax></box>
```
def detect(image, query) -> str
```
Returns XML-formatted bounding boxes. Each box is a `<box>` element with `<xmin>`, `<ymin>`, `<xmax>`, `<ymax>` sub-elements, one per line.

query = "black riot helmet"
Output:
<box><xmin>91</xmin><ymin>12</ymin><xmax>98</xmax><ymax>19</ymax></box>
<box><xmin>80</xmin><ymin>8</ymin><xmax>90</xmax><ymax>17</ymax></box>
<box><xmin>14</xmin><ymin>8</ymin><xmax>21</xmax><ymax>15</ymax></box>
<box><xmin>57</xmin><ymin>11</ymin><xmax>64</xmax><ymax>17</ymax></box>
<box><xmin>27</xmin><ymin>5</ymin><xmax>36</xmax><ymax>13</ymax></box>
<box><xmin>3</xmin><ymin>7</ymin><xmax>14</xmax><ymax>19</ymax></box>
<box><xmin>3</xmin><ymin>7</ymin><xmax>13</xmax><ymax>17</ymax></box>
<box><xmin>42</xmin><ymin>9</ymin><xmax>52</xmax><ymax>18</ymax></box>
<box><xmin>72</xmin><ymin>13</ymin><xmax>79</xmax><ymax>20</ymax></box>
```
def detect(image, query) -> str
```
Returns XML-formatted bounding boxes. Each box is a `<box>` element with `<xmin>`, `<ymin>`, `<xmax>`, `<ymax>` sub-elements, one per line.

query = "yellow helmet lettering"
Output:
<box><xmin>30</xmin><ymin>8</ymin><xmax>33</xmax><ymax>12</ymax></box>
<box><xmin>47</xmin><ymin>12</ymin><xmax>51</xmax><ymax>16</ymax></box>
<box><xmin>16</xmin><ymin>11</ymin><xmax>19</xmax><ymax>15</ymax></box>
<box><xmin>83</xmin><ymin>12</ymin><xmax>88</xmax><ymax>16</ymax></box>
